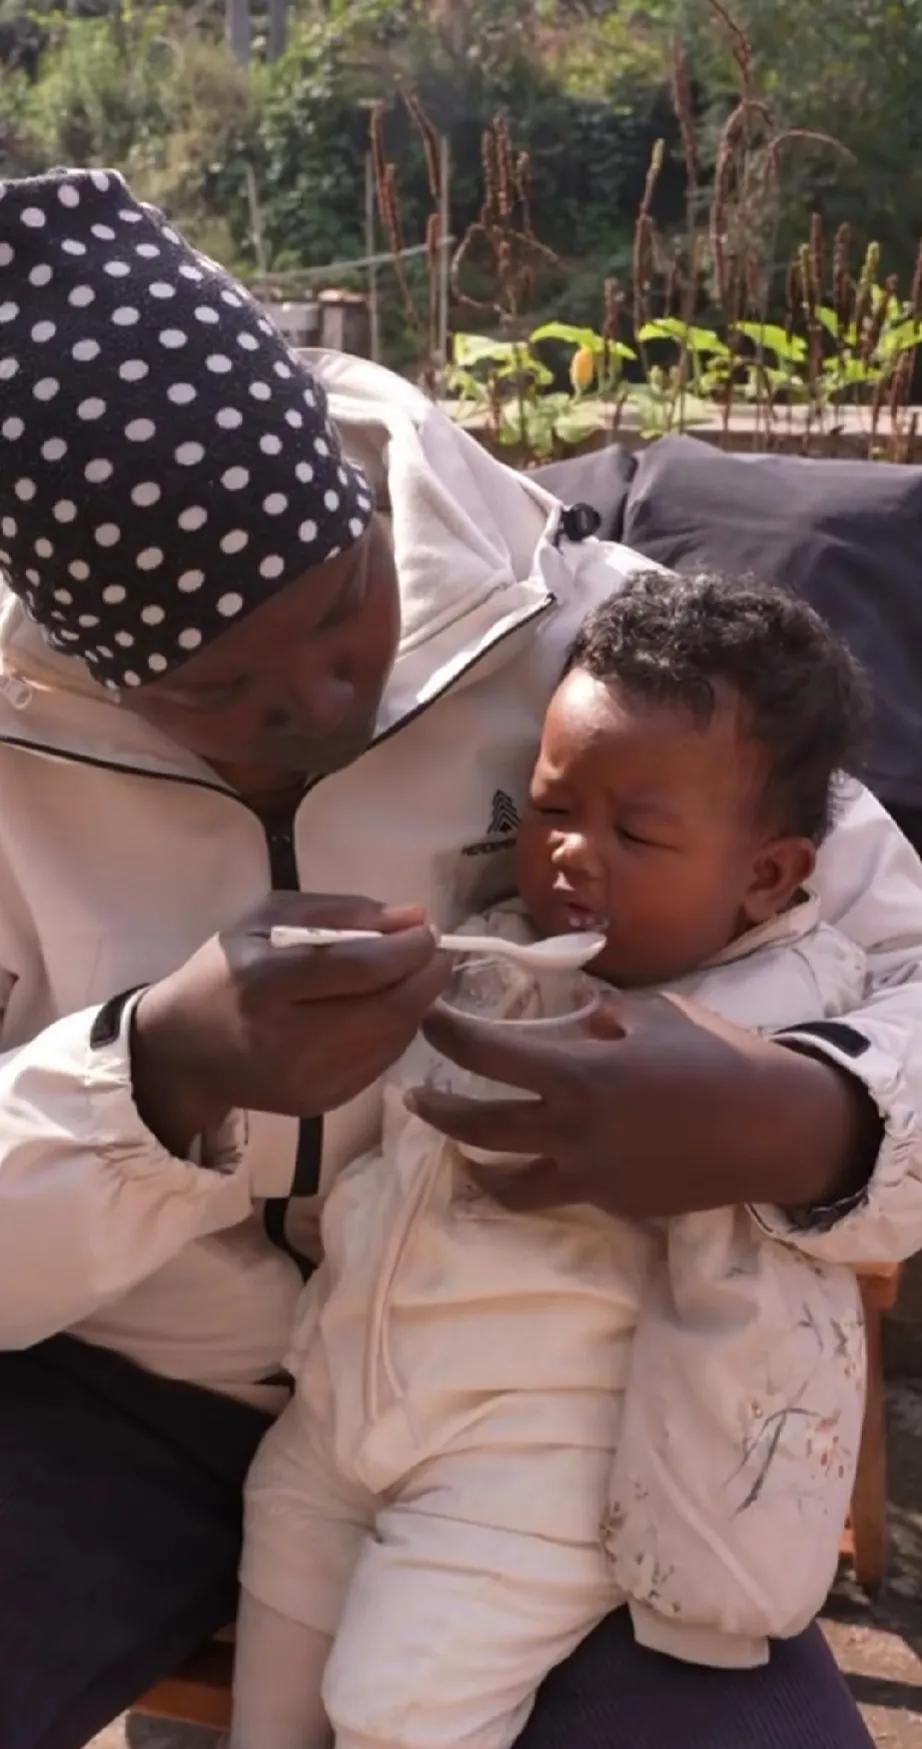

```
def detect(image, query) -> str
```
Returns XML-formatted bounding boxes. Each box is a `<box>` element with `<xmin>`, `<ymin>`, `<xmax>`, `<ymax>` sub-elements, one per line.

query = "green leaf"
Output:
<box><xmin>876</xmin><ymin>318</ymin><xmax>922</xmax><ymax>359</ymax></box>
<box><xmin>452</xmin><ymin>333</ymin><xmax>522</xmax><ymax>370</ymax></box>
<box><xmin>529</xmin><ymin>321</ymin><xmax>636</xmax><ymax>362</ymax></box>
<box><xmin>736</xmin><ymin>321</ymin><xmax>807</xmax><ymax>364</ymax></box>
<box><xmin>638</xmin><ymin>318</ymin><xmax>730</xmax><ymax>357</ymax></box>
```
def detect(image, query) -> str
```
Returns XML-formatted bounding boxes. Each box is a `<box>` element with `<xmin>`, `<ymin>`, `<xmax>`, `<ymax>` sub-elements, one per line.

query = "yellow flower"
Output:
<box><xmin>570</xmin><ymin>346</ymin><xmax>596</xmax><ymax>393</ymax></box>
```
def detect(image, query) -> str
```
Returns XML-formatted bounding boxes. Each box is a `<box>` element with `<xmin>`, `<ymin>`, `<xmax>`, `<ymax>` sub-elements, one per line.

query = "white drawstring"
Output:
<box><xmin>0</xmin><ymin>672</ymin><xmax>32</xmax><ymax>710</ymax></box>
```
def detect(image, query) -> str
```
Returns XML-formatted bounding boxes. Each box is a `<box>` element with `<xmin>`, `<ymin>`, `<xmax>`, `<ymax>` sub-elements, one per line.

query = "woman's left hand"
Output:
<box><xmin>408</xmin><ymin>991</ymin><xmax>879</xmax><ymax>1218</ymax></box>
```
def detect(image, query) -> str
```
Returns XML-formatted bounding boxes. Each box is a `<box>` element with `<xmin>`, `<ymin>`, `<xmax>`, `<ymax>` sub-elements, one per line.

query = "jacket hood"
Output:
<box><xmin>0</xmin><ymin>351</ymin><xmax>561</xmax><ymax>777</ymax></box>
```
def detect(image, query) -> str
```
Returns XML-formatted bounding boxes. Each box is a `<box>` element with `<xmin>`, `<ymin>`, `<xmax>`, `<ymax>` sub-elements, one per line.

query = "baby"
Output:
<box><xmin>231</xmin><ymin>570</ymin><xmax>871</xmax><ymax>1749</ymax></box>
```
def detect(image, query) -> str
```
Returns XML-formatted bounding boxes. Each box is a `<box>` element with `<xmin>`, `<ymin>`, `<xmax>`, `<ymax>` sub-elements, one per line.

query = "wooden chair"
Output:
<box><xmin>133</xmin><ymin>1261</ymin><xmax>902</xmax><ymax>1729</ymax></box>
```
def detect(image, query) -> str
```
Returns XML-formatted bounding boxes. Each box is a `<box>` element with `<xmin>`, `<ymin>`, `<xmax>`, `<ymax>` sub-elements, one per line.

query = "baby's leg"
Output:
<box><xmin>321</xmin><ymin>1497</ymin><xmax>618</xmax><ymax>1749</ymax></box>
<box><xmin>230</xmin><ymin>1396</ymin><xmax>376</xmax><ymax>1749</ymax></box>
<box><xmin>230</xmin><ymin>1592</ymin><xmax>333</xmax><ymax>1749</ymax></box>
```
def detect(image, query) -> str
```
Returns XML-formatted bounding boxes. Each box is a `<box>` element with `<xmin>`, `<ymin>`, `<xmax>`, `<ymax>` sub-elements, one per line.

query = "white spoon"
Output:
<box><xmin>270</xmin><ymin>923</ymin><xmax>607</xmax><ymax>973</ymax></box>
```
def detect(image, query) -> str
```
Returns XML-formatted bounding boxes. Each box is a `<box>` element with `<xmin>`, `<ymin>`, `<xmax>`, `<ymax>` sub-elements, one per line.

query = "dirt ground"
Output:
<box><xmin>86</xmin><ymin>1378</ymin><xmax>922</xmax><ymax>1749</ymax></box>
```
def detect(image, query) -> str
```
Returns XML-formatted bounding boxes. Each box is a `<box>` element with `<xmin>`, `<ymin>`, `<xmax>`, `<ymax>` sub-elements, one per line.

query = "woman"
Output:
<box><xmin>0</xmin><ymin>167</ymin><xmax>915</xmax><ymax>1749</ymax></box>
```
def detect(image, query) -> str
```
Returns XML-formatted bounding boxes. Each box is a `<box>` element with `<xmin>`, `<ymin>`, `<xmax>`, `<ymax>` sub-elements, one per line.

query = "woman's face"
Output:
<box><xmin>128</xmin><ymin>515</ymin><xmax>400</xmax><ymax>778</ymax></box>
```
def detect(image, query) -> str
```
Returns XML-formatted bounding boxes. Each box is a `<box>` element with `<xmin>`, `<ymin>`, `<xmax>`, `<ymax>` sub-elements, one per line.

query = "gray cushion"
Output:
<box><xmin>622</xmin><ymin>436</ymin><xmax>922</xmax><ymax>813</ymax></box>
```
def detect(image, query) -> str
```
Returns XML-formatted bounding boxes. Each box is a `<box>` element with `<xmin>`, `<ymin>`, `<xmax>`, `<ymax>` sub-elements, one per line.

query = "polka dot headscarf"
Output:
<box><xmin>0</xmin><ymin>168</ymin><xmax>374</xmax><ymax>690</ymax></box>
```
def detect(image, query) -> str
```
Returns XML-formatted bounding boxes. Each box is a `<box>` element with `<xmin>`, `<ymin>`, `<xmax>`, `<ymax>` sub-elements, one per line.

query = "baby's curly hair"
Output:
<box><xmin>565</xmin><ymin>569</ymin><xmax>872</xmax><ymax>844</ymax></box>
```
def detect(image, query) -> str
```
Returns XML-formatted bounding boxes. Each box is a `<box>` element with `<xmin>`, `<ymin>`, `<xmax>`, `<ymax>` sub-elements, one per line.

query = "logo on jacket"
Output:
<box><xmin>462</xmin><ymin>789</ymin><xmax>521</xmax><ymax>857</ymax></box>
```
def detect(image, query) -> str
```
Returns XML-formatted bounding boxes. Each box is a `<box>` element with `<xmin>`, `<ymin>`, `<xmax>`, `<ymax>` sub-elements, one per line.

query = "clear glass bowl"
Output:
<box><xmin>426</xmin><ymin>956</ymin><xmax>599</xmax><ymax>1168</ymax></box>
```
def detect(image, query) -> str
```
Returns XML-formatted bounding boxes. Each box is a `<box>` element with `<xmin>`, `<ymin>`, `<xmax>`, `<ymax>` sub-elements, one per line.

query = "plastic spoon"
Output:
<box><xmin>269</xmin><ymin>923</ymin><xmax>607</xmax><ymax>973</ymax></box>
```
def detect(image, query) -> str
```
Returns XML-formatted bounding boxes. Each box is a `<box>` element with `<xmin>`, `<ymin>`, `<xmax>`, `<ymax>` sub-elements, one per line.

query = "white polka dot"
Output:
<box><xmin>177</xmin><ymin>570</ymin><xmax>204</xmax><ymax>593</ymax></box>
<box><xmin>95</xmin><ymin>524</ymin><xmax>120</xmax><ymax>548</ymax></box>
<box><xmin>135</xmin><ymin>243</ymin><xmax>159</xmax><ymax>258</ymax></box>
<box><xmin>274</xmin><ymin>362</ymin><xmax>292</xmax><ymax>380</ymax></box>
<box><xmin>131</xmin><ymin>482</ymin><xmax>161</xmax><ymax>508</ymax></box>
<box><xmin>357</xmin><ymin>493</ymin><xmax>372</xmax><ymax>511</ymax></box>
<box><xmin>249</xmin><ymin>381</ymin><xmax>271</xmax><ymax>401</ymax></box>
<box><xmin>103</xmin><ymin>261</ymin><xmax>130</xmax><ymax>278</ymax></box>
<box><xmin>261</xmin><ymin>435</ymin><xmax>283</xmax><ymax>457</ymax></box>
<box><xmin>295</xmin><ymin>461</ymin><xmax>313</xmax><ymax>483</ymax></box>
<box><xmin>25</xmin><ymin>569</ymin><xmax>39</xmax><ymax>586</ymax></box>
<box><xmin>0</xmin><ymin>359</ymin><xmax>18</xmax><ymax>382</ymax></box>
<box><xmin>349</xmin><ymin>517</ymin><xmax>365</xmax><ymax>538</ymax></box>
<box><xmin>90</xmin><ymin>171</ymin><xmax>111</xmax><ymax>193</ymax></box>
<box><xmin>207</xmin><ymin>354</ymin><xmax>231</xmax><ymax>373</ymax></box>
<box><xmin>324</xmin><ymin>489</ymin><xmax>339</xmax><ymax>511</ymax></box>
<box><xmin>0</xmin><ymin>517</ymin><xmax>15</xmax><ymax>539</ymax></box>
<box><xmin>167</xmin><ymin>383</ymin><xmax>196</xmax><ymax>405</ymax></box>
<box><xmin>29</xmin><ymin>263</ymin><xmax>52</xmax><ymax>288</ymax></box>
<box><xmin>33</xmin><ymin>377</ymin><xmax>59</xmax><ymax>402</ymax></box>
<box><xmin>78</xmin><ymin>397</ymin><xmax>105</xmax><ymax>421</ymax></box>
<box><xmin>286</xmin><ymin>411</ymin><xmax>303</xmax><ymax>429</ymax></box>
<box><xmin>258</xmin><ymin>319</ymin><xmax>273</xmax><ymax>335</ymax></box>
<box><xmin>0</xmin><ymin>243</ymin><xmax>12</xmax><ymax>267</ymax></box>
<box><xmin>14</xmin><ymin>479</ymin><xmax>36</xmax><ymax>502</ymax></box>
<box><xmin>175</xmin><ymin>441</ymin><xmax>204</xmax><ymax>466</ymax></box>
<box><xmin>77</xmin><ymin>613</ymin><xmax>99</xmax><ymax>628</ymax></box>
<box><xmin>220</xmin><ymin>530</ymin><xmax>247</xmax><ymax>555</ymax></box>
<box><xmin>122</xmin><ymin>671</ymin><xmax>141</xmax><ymax>687</ymax></box>
<box><xmin>61</xmin><ymin>239</ymin><xmax>87</xmax><ymax>256</ymax></box>
<box><xmin>179</xmin><ymin>264</ymin><xmax>203</xmax><ymax>281</ymax></box>
<box><xmin>178</xmin><ymin>506</ymin><xmax>207</xmax><ymax>532</ymax></box>
<box><xmin>119</xmin><ymin>208</ymin><xmax>142</xmax><ymax>224</ymax></box>
<box><xmin>141</xmin><ymin>604</ymin><xmax>165</xmax><ymax>624</ymax></box>
<box><xmin>222</xmin><ymin>467</ymin><xmax>249</xmax><ymax>491</ymax></box>
<box><xmin>162</xmin><ymin>226</ymin><xmax>180</xmax><ymax>245</ymax></box>
<box><xmin>96</xmin><ymin>645</ymin><xmax>113</xmax><ymax>658</ymax></box>
<box><xmin>69</xmin><ymin>285</ymin><xmax>94</xmax><ymax>307</ymax></box>
<box><xmin>148</xmin><ymin>653</ymin><xmax>168</xmax><ymax>673</ymax></box>
<box><xmin>35</xmin><ymin>538</ymin><xmax>53</xmax><ymax>559</ymax></box>
<box><xmin>58</xmin><ymin>184</ymin><xmax>80</xmax><ymax>209</ymax></box>
<box><xmin>159</xmin><ymin>329</ymin><xmax>187</xmax><ymax>349</ymax></box>
<box><xmin>0</xmin><ymin>302</ymin><xmax>18</xmax><ymax>323</ymax></box>
<box><xmin>221</xmin><ymin>291</ymin><xmax>242</xmax><ymax>308</ymax></box>
<box><xmin>53</xmin><ymin>501</ymin><xmax>77</xmax><ymax>524</ymax></box>
<box><xmin>260</xmin><ymin>555</ymin><xmax>284</xmax><ymax>580</ymax></box>
<box><xmin>195</xmin><ymin>306</ymin><xmax>219</xmax><ymax>325</ymax></box>
<box><xmin>72</xmin><ymin>338</ymin><xmax>100</xmax><ymax>362</ymax></box>
<box><xmin>126</xmin><ymin>418</ymin><xmax>155</xmax><ymax>442</ymax></box>
<box><xmin>54</xmin><ymin>588</ymin><xmax>73</xmax><ymax>604</ymax></box>
<box><xmin>314</xmin><ymin>438</ymin><xmax>329</xmax><ymax>457</ymax></box>
<box><xmin>299</xmin><ymin>519</ymin><xmax>317</xmax><ymax>543</ymax></box>
<box><xmin>112</xmin><ymin>306</ymin><xmax>139</xmax><ymax>326</ymax></box>
<box><xmin>91</xmin><ymin>223</ymin><xmax>115</xmax><ymax>241</ymax></box>
<box><xmin>70</xmin><ymin>561</ymin><xmax>90</xmax><ymax>581</ymax></box>
<box><xmin>114</xmin><ymin>629</ymin><xmax>134</xmax><ymax>645</ymax></box>
<box><xmin>137</xmin><ymin>548</ymin><xmax>164</xmax><ymax>572</ymax></box>
<box><xmin>21</xmin><ymin>207</ymin><xmax>45</xmax><ymax>229</ymax></box>
<box><xmin>103</xmin><ymin>584</ymin><xmax>126</xmax><ymax>604</ymax></box>
<box><xmin>216</xmin><ymin>407</ymin><xmax>242</xmax><ymax>429</ymax></box>
<box><xmin>218</xmin><ymin>592</ymin><xmax>243</xmax><ymax>617</ymax></box>
<box><xmin>85</xmin><ymin>458</ymin><xmax>113</xmax><ymax>483</ymax></box>
<box><xmin>178</xmin><ymin>626</ymin><xmax>202</xmax><ymax>650</ymax></box>
<box><xmin>237</xmin><ymin>332</ymin><xmax>259</xmax><ymax>351</ymax></box>
<box><xmin>263</xmin><ymin>493</ymin><xmax>287</xmax><ymax>515</ymax></box>
<box><xmin>119</xmin><ymin>359</ymin><xmax>148</xmax><ymax>382</ymax></box>
<box><xmin>149</xmin><ymin>282</ymin><xmax>175</xmax><ymax>300</ymax></box>
<box><xmin>59</xmin><ymin>630</ymin><xmax>80</xmax><ymax>643</ymax></box>
<box><xmin>337</xmin><ymin>467</ymin><xmax>349</xmax><ymax>485</ymax></box>
<box><xmin>2</xmin><ymin>417</ymin><xmax>23</xmax><ymax>440</ymax></box>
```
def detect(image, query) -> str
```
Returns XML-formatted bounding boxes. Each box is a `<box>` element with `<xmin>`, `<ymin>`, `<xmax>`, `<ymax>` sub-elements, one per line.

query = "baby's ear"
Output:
<box><xmin>742</xmin><ymin>837</ymin><xmax>816</xmax><ymax>926</ymax></box>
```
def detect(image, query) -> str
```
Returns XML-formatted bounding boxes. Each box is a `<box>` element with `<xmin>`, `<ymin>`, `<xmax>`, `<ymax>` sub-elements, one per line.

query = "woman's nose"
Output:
<box><xmin>266</xmin><ymin>670</ymin><xmax>355</xmax><ymax>737</ymax></box>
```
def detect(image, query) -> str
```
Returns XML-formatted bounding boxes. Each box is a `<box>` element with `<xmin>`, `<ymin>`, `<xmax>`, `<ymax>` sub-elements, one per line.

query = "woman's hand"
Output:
<box><xmin>408</xmin><ymin>991</ymin><xmax>880</xmax><ymax>1217</ymax></box>
<box><xmin>131</xmin><ymin>892</ymin><xmax>448</xmax><ymax>1157</ymax></box>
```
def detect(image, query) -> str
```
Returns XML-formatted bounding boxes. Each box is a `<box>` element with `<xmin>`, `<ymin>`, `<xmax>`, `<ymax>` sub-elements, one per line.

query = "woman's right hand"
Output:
<box><xmin>130</xmin><ymin>892</ymin><xmax>447</xmax><ymax>1157</ymax></box>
